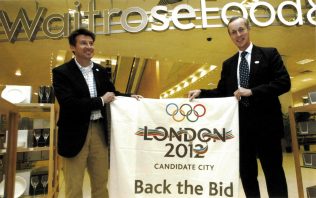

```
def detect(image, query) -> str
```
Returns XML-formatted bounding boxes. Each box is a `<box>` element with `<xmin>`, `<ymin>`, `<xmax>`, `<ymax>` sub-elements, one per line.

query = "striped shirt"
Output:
<box><xmin>75</xmin><ymin>58</ymin><xmax>103</xmax><ymax>120</ymax></box>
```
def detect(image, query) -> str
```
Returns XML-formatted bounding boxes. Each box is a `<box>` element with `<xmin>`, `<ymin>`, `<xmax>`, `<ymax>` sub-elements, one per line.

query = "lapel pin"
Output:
<box><xmin>254</xmin><ymin>61</ymin><xmax>260</xmax><ymax>64</ymax></box>
<box><xmin>96</xmin><ymin>68</ymin><xmax>99</xmax><ymax>71</ymax></box>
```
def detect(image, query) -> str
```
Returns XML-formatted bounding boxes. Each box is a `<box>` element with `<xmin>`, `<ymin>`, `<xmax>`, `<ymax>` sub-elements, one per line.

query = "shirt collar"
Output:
<box><xmin>74</xmin><ymin>58</ymin><xmax>94</xmax><ymax>71</ymax></box>
<box><xmin>239</xmin><ymin>42</ymin><xmax>253</xmax><ymax>56</ymax></box>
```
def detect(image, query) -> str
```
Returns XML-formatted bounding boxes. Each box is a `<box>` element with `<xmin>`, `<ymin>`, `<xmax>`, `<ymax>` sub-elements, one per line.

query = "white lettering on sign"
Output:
<box><xmin>0</xmin><ymin>0</ymin><xmax>315</xmax><ymax>42</ymax></box>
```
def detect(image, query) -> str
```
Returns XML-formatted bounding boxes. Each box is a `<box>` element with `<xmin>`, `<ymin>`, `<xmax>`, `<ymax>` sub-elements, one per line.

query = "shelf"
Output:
<box><xmin>21</xmin><ymin>195</ymin><xmax>49</xmax><ymax>198</ymax></box>
<box><xmin>290</xmin><ymin>104</ymin><xmax>316</xmax><ymax>112</ymax></box>
<box><xmin>297</xmin><ymin>133</ymin><xmax>316</xmax><ymax>136</ymax></box>
<box><xmin>16</xmin><ymin>103</ymin><xmax>53</xmax><ymax>113</ymax></box>
<box><xmin>289</xmin><ymin>103</ymin><xmax>316</xmax><ymax>198</ymax></box>
<box><xmin>301</xmin><ymin>165</ymin><xmax>316</xmax><ymax>169</ymax></box>
<box><xmin>0</xmin><ymin>147</ymin><xmax>50</xmax><ymax>154</ymax></box>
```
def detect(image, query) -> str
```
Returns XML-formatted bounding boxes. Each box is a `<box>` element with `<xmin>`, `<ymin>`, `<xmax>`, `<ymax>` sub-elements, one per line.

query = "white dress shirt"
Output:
<box><xmin>75</xmin><ymin>58</ymin><xmax>102</xmax><ymax>120</ymax></box>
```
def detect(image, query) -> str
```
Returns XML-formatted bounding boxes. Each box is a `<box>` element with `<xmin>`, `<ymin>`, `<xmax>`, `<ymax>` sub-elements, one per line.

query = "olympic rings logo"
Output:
<box><xmin>165</xmin><ymin>103</ymin><xmax>206</xmax><ymax>122</ymax></box>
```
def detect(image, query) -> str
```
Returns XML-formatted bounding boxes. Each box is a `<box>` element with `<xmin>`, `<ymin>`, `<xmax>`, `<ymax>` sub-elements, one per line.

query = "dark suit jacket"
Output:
<box><xmin>52</xmin><ymin>59</ymin><xmax>129</xmax><ymax>158</ymax></box>
<box><xmin>200</xmin><ymin>45</ymin><xmax>291</xmax><ymax>138</ymax></box>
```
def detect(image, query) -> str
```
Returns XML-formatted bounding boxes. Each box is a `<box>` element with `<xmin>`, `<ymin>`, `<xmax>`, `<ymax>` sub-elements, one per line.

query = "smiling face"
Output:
<box><xmin>228</xmin><ymin>17</ymin><xmax>251</xmax><ymax>51</ymax></box>
<box><xmin>70</xmin><ymin>34</ymin><xmax>94</xmax><ymax>66</ymax></box>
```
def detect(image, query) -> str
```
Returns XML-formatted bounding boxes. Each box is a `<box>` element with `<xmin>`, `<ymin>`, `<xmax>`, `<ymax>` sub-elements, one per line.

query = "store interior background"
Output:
<box><xmin>0</xmin><ymin>0</ymin><xmax>315</xmax><ymax>111</ymax></box>
<box><xmin>0</xmin><ymin>0</ymin><xmax>316</xmax><ymax>197</ymax></box>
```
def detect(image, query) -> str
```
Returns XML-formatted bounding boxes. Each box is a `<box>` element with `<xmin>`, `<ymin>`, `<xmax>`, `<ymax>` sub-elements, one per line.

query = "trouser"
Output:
<box><xmin>240</xmin><ymin>136</ymin><xmax>288</xmax><ymax>197</ymax></box>
<box><xmin>62</xmin><ymin>120</ymin><xmax>109</xmax><ymax>198</ymax></box>
<box><xmin>239</xmin><ymin>109</ymin><xmax>288</xmax><ymax>198</ymax></box>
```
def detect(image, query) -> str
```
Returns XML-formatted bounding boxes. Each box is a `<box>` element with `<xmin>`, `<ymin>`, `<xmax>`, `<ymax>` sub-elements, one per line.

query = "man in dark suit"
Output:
<box><xmin>53</xmin><ymin>28</ymin><xmax>141</xmax><ymax>198</ymax></box>
<box><xmin>188</xmin><ymin>17</ymin><xmax>290</xmax><ymax>197</ymax></box>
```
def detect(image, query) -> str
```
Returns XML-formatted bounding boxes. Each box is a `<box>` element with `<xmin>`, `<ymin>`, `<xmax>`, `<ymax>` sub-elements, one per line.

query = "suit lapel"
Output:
<box><xmin>92</xmin><ymin>64</ymin><xmax>101</xmax><ymax>97</ymax></box>
<box><xmin>249</xmin><ymin>45</ymin><xmax>262</xmax><ymax>84</ymax></box>
<box><xmin>231</xmin><ymin>53</ymin><xmax>239</xmax><ymax>90</ymax></box>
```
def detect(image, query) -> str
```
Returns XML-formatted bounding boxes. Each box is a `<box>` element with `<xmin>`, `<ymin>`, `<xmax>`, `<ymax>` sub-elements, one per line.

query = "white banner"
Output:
<box><xmin>109</xmin><ymin>97</ymin><xmax>239</xmax><ymax>198</ymax></box>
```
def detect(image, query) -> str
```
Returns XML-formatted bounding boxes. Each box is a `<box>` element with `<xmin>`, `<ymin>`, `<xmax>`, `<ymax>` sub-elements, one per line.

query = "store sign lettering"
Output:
<box><xmin>0</xmin><ymin>0</ymin><xmax>315</xmax><ymax>42</ymax></box>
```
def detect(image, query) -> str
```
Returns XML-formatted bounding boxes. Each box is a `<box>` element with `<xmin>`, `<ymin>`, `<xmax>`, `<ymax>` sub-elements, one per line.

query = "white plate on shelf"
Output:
<box><xmin>0</xmin><ymin>85</ymin><xmax>32</xmax><ymax>104</ymax></box>
<box><xmin>0</xmin><ymin>176</ymin><xmax>27</xmax><ymax>198</ymax></box>
<box><xmin>1</xmin><ymin>88</ymin><xmax>25</xmax><ymax>103</ymax></box>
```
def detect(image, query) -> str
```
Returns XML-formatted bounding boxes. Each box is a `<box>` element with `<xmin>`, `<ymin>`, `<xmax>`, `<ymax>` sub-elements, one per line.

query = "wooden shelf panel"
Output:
<box><xmin>301</xmin><ymin>166</ymin><xmax>316</xmax><ymax>169</ymax></box>
<box><xmin>0</xmin><ymin>147</ymin><xmax>50</xmax><ymax>154</ymax></box>
<box><xmin>16</xmin><ymin>103</ymin><xmax>54</xmax><ymax>113</ymax></box>
<box><xmin>291</xmin><ymin>104</ymin><xmax>316</xmax><ymax>112</ymax></box>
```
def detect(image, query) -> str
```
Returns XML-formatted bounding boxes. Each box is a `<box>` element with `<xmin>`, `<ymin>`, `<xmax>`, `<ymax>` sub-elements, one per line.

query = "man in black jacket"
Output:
<box><xmin>188</xmin><ymin>17</ymin><xmax>290</xmax><ymax>197</ymax></box>
<box><xmin>53</xmin><ymin>28</ymin><xmax>141</xmax><ymax>198</ymax></box>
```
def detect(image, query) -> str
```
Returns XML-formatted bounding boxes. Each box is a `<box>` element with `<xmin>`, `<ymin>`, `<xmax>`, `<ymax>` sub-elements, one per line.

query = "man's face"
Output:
<box><xmin>228</xmin><ymin>18</ymin><xmax>250</xmax><ymax>51</ymax></box>
<box><xmin>70</xmin><ymin>35</ymin><xmax>94</xmax><ymax>61</ymax></box>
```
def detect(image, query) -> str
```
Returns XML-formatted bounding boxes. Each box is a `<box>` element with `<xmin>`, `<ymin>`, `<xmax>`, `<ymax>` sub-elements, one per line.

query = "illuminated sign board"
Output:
<box><xmin>0</xmin><ymin>0</ymin><xmax>315</xmax><ymax>42</ymax></box>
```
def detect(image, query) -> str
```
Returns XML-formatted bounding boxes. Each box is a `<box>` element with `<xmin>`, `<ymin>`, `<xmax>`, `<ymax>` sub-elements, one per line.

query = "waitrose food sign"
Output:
<box><xmin>0</xmin><ymin>0</ymin><xmax>315</xmax><ymax>42</ymax></box>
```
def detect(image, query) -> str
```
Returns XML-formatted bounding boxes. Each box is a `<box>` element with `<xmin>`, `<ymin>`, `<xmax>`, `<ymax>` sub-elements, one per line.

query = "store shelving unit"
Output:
<box><xmin>0</xmin><ymin>102</ymin><xmax>59</xmax><ymax>198</ymax></box>
<box><xmin>289</xmin><ymin>104</ymin><xmax>316</xmax><ymax>198</ymax></box>
<box><xmin>16</xmin><ymin>103</ymin><xmax>59</xmax><ymax>198</ymax></box>
<box><xmin>0</xmin><ymin>98</ymin><xmax>19</xmax><ymax>198</ymax></box>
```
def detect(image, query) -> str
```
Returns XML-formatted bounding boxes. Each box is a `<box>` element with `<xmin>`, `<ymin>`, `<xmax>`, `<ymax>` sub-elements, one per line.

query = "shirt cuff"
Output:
<box><xmin>100</xmin><ymin>97</ymin><xmax>105</xmax><ymax>106</ymax></box>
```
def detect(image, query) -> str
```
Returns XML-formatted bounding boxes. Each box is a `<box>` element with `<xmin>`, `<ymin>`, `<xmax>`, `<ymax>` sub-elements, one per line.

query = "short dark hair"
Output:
<box><xmin>68</xmin><ymin>28</ymin><xmax>96</xmax><ymax>46</ymax></box>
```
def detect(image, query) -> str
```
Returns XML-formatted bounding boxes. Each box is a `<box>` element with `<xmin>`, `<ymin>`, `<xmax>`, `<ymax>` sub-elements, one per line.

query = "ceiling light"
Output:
<box><xmin>56</xmin><ymin>55</ymin><xmax>64</xmax><ymax>61</ymax></box>
<box><xmin>160</xmin><ymin>64</ymin><xmax>217</xmax><ymax>98</ymax></box>
<box><xmin>15</xmin><ymin>69</ymin><xmax>22</xmax><ymax>76</ymax></box>
<box><xmin>209</xmin><ymin>65</ymin><xmax>217</xmax><ymax>71</ymax></box>
<box><xmin>92</xmin><ymin>57</ymin><xmax>106</xmax><ymax>64</ymax></box>
<box><xmin>111</xmin><ymin>59</ymin><xmax>117</xmax><ymax>65</ymax></box>
<box><xmin>183</xmin><ymin>81</ymin><xmax>189</xmax><ymax>88</ymax></box>
<box><xmin>68</xmin><ymin>9</ymin><xmax>76</xmax><ymax>15</ymax></box>
<box><xmin>302</xmin><ymin>78</ymin><xmax>313</xmax><ymax>82</ymax></box>
<box><xmin>191</xmin><ymin>76</ymin><xmax>197</xmax><ymax>83</ymax></box>
<box><xmin>199</xmin><ymin>70</ymin><xmax>207</xmax><ymax>77</ymax></box>
<box><xmin>296</xmin><ymin>59</ymin><xmax>315</xmax><ymax>64</ymax></box>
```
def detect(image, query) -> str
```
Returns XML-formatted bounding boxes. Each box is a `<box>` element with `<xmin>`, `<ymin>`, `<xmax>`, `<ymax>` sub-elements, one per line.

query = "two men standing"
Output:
<box><xmin>53</xmin><ymin>16</ymin><xmax>290</xmax><ymax>198</ymax></box>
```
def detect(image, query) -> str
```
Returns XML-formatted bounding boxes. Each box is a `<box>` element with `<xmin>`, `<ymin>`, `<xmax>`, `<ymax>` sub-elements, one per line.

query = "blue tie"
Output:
<box><xmin>239</xmin><ymin>51</ymin><xmax>250</xmax><ymax>107</ymax></box>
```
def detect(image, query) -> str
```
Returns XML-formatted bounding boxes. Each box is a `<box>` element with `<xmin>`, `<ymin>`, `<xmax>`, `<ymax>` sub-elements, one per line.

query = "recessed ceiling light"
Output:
<box><xmin>199</xmin><ymin>70</ymin><xmax>207</xmax><ymax>77</ymax></box>
<box><xmin>56</xmin><ymin>55</ymin><xmax>64</xmax><ymax>61</ymax></box>
<box><xmin>111</xmin><ymin>59</ymin><xmax>117</xmax><ymax>65</ymax></box>
<box><xmin>302</xmin><ymin>78</ymin><xmax>313</xmax><ymax>82</ymax></box>
<box><xmin>209</xmin><ymin>65</ymin><xmax>217</xmax><ymax>71</ymax></box>
<box><xmin>296</xmin><ymin>59</ymin><xmax>315</xmax><ymax>64</ymax></box>
<box><xmin>183</xmin><ymin>81</ymin><xmax>189</xmax><ymax>88</ymax></box>
<box><xmin>190</xmin><ymin>76</ymin><xmax>197</xmax><ymax>83</ymax></box>
<box><xmin>15</xmin><ymin>69</ymin><xmax>22</xmax><ymax>76</ymax></box>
